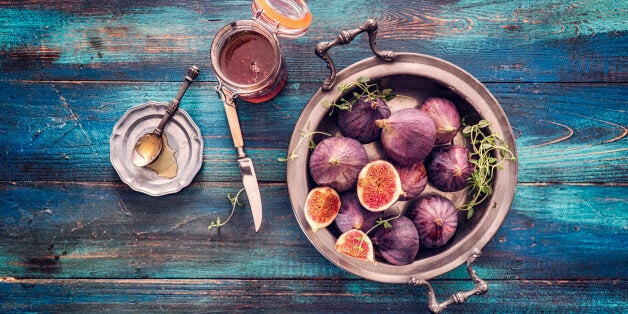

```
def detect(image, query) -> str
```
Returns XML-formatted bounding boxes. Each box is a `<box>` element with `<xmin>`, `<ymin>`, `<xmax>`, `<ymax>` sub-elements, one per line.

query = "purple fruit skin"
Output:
<box><xmin>420</xmin><ymin>97</ymin><xmax>461</xmax><ymax>145</ymax></box>
<box><xmin>338</xmin><ymin>97</ymin><xmax>391</xmax><ymax>144</ymax></box>
<box><xmin>408</xmin><ymin>194</ymin><xmax>458</xmax><ymax>248</ymax></box>
<box><xmin>372</xmin><ymin>216</ymin><xmax>420</xmax><ymax>265</ymax></box>
<box><xmin>426</xmin><ymin>145</ymin><xmax>474</xmax><ymax>192</ymax></box>
<box><xmin>396</xmin><ymin>162</ymin><xmax>428</xmax><ymax>201</ymax></box>
<box><xmin>334</xmin><ymin>191</ymin><xmax>381</xmax><ymax>233</ymax></box>
<box><xmin>309</xmin><ymin>137</ymin><xmax>369</xmax><ymax>192</ymax></box>
<box><xmin>377</xmin><ymin>108</ymin><xmax>436</xmax><ymax>166</ymax></box>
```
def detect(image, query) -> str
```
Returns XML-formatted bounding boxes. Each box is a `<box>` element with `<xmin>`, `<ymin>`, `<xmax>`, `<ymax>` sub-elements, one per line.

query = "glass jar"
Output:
<box><xmin>211</xmin><ymin>0</ymin><xmax>311</xmax><ymax>103</ymax></box>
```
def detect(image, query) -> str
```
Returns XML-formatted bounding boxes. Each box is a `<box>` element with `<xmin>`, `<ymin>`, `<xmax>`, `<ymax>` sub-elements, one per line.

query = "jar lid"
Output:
<box><xmin>252</xmin><ymin>0</ymin><xmax>312</xmax><ymax>37</ymax></box>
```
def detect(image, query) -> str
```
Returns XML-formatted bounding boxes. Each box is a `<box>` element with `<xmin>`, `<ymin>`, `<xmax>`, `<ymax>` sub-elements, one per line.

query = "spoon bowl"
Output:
<box><xmin>131</xmin><ymin>132</ymin><xmax>163</xmax><ymax>167</ymax></box>
<box><xmin>131</xmin><ymin>66</ymin><xmax>199</xmax><ymax>167</ymax></box>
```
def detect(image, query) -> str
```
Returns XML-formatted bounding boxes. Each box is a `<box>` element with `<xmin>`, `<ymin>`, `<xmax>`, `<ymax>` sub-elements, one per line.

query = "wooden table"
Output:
<box><xmin>1</xmin><ymin>1</ymin><xmax>626</xmax><ymax>312</ymax></box>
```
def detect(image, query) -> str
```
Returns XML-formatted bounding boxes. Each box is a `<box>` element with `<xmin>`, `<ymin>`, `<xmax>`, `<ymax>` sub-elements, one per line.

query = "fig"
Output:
<box><xmin>309</xmin><ymin>136</ymin><xmax>369</xmax><ymax>192</ymax></box>
<box><xmin>408</xmin><ymin>194</ymin><xmax>458</xmax><ymax>248</ymax></box>
<box><xmin>425</xmin><ymin>145</ymin><xmax>474</xmax><ymax>192</ymax></box>
<box><xmin>376</xmin><ymin>108</ymin><xmax>436</xmax><ymax>166</ymax></box>
<box><xmin>371</xmin><ymin>216</ymin><xmax>420</xmax><ymax>265</ymax></box>
<box><xmin>356</xmin><ymin>160</ymin><xmax>403</xmax><ymax>212</ymax></box>
<box><xmin>420</xmin><ymin>97</ymin><xmax>461</xmax><ymax>144</ymax></box>
<box><xmin>335</xmin><ymin>229</ymin><xmax>375</xmax><ymax>262</ymax></box>
<box><xmin>304</xmin><ymin>186</ymin><xmax>341</xmax><ymax>232</ymax></box>
<box><xmin>334</xmin><ymin>191</ymin><xmax>381</xmax><ymax>233</ymax></box>
<box><xmin>338</xmin><ymin>96</ymin><xmax>391</xmax><ymax>144</ymax></box>
<box><xmin>395</xmin><ymin>162</ymin><xmax>428</xmax><ymax>201</ymax></box>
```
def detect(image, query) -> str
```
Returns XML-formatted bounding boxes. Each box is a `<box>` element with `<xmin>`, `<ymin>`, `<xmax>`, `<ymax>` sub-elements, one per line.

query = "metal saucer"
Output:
<box><xmin>110</xmin><ymin>101</ymin><xmax>203</xmax><ymax>196</ymax></box>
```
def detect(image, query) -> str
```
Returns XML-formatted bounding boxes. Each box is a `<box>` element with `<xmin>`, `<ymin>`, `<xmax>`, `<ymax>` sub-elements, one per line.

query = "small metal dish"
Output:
<box><xmin>286</xmin><ymin>20</ymin><xmax>517</xmax><ymax>312</ymax></box>
<box><xmin>110</xmin><ymin>101</ymin><xmax>203</xmax><ymax>196</ymax></box>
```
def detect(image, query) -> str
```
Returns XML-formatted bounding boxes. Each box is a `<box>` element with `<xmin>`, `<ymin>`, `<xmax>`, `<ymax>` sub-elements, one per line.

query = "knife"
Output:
<box><xmin>216</xmin><ymin>85</ymin><xmax>263</xmax><ymax>232</ymax></box>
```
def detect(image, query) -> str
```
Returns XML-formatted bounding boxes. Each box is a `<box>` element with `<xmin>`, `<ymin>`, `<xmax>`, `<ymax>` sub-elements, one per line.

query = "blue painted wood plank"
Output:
<box><xmin>0</xmin><ymin>1</ymin><xmax>625</xmax><ymax>83</ymax></box>
<box><xmin>0</xmin><ymin>278</ymin><xmax>625</xmax><ymax>312</ymax></box>
<box><xmin>1</xmin><ymin>182</ymin><xmax>625</xmax><ymax>280</ymax></box>
<box><xmin>0</xmin><ymin>81</ymin><xmax>625</xmax><ymax>183</ymax></box>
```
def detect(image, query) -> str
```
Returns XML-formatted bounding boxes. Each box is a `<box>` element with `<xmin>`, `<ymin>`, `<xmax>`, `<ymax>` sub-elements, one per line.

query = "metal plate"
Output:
<box><xmin>110</xmin><ymin>101</ymin><xmax>203</xmax><ymax>196</ymax></box>
<box><xmin>286</xmin><ymin>53</ymin><xmax>518</xmax><ymax>283</ymax></box>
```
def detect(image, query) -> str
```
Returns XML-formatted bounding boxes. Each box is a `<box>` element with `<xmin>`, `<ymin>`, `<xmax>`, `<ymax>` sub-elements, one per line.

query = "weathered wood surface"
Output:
<box><xmin>1</xmin><ymin>0</ymin><xmax>626</xmax><ymax>312</ymax></box>
<box><xmin>1</xmin><ymin>279</ymin><xmax>626</xmax><ymax>312</ymax></box>
<box><xmin>1</xmin><ymin>82</ymin><xmax>625</xmax><ymax>183</ymax></box>
<box><xmin>1</xmin><ymin>183</ymin><xmax>626</xmax><ymax>281</ymax></box>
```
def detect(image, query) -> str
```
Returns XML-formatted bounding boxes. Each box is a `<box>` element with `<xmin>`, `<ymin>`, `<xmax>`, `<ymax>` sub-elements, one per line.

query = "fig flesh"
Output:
<box><xmin>304</xmin><ymin>186</ymin><xmax>341</xmax><ymax>232</ymax></box>
<box><xmin>425</xmin><ymin>145</ymin><xmax>474</xmax><ymax>192</ymax></box>
<box><xmin>335</xmin><ymin>229</ymin><xmax>375</xmax><ymax>262</ymax></box>
<box><xmin>408</xmin><ymin>194</ymin><xmax>458</xmax><ymax>248</ymax></box>
<box><xmin>395</xmin><ymin>162</ymin><xmax>428</xmax><ymax>201</ymax></box>
<box><xmin>356</xmin><ymin>160</ymin><xmax>403</xmax><ymax>212</ymax></box>
<box><xmin>334</xmin><ymin>191</ymin><xmax>381</xmax><ymax>233</ymax></box>
<box><xmin>376</xmin><ymin>108</ymin><xmax>436</xmax><ymax>166</ymax></box>
<box><xmin>309</xmin><ymin>136</ymin><xmax>369</xmax><ymax>192</ymax></box>
<box><xmin>420</xmin><ymin>97</ymin><xmax>461</xmax><ymax>144</ymax></box>
<box><xmin>372</xmin><ymin>216</ymin><xmax>420</xmax><ymax>265</ymax></box>
<box><xmin>338</xmin><ymin>96</ymin><xmax>391</xmax><ymax>144</ymax></box>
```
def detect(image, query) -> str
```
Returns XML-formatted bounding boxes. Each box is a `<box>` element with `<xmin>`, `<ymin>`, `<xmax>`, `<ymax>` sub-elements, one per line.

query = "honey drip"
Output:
<box><xmin>144</xmin><ymin>134</ymin><xmax>178</xmax><ymax>179</ymax></box>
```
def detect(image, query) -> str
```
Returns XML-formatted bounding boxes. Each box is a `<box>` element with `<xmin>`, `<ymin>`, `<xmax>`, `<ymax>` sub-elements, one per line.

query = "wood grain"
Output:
<box><xmin>0</xmin><ymin>0</ymin><xmax>625</xmax><ymax>311</ymax></box>
<box><xmin>0</xmin><ymin>81</ymin><xmax>625</xmax><ymax>183</ymax></box>
<box><xmin>0</xmin><ymin>1</ymin><xmax>625</xmax><ymax>83</ymax></box>
<box><xmin>1</xmin><ymin>278</ymin><xmax>626</xmax><ymax>312</ymax></box>
<box><xmin>1</xmin><ymin>182</ymin><xmax>625</xmax><ymax>280</ymax></box>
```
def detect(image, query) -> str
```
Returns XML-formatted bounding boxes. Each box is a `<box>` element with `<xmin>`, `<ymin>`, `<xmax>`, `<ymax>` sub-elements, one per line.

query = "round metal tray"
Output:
<box><xmin>286</xmin><ymin>52</ymin><xmax>518</xmax><ymax>284</ymax></box>
<box><xmin>110</xmin><ymin>101</ymin><xmax>203</xmax><ymax>196</ymax></box>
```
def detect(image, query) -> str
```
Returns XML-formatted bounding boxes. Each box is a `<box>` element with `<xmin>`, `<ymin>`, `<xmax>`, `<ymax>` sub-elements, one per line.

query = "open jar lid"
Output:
<box><xmin>252</xmin><ymin>0</ymin><xmax>311</xmax><ymax>37</ymax></box>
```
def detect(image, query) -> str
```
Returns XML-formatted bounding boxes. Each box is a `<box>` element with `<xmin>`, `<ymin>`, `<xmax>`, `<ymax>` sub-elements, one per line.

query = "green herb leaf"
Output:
<box><xmin>279</xmin><ymin>130</ymin><xmax>331</xmax><ymax>163</ymax></box>
<box><xmin>319</xmin><ymin>76</ymin><xmax>397</xmax><ymax>114</ymax></box>
<box><xmin>458</xmin><ymin>120</ymin><xmax>517</xmax><ymax>218</ymax></box>
<box><xmin>208</xmin><ymin>188</ymin><xmax>246</xmax><ymax>230</ymax></box>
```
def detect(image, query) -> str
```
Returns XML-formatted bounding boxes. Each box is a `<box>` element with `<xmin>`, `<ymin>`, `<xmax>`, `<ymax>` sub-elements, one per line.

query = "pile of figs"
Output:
<box><xmin>304</xmin><ymin>91</ymin><xmax>478</xmax><ymax>266</ymax></box>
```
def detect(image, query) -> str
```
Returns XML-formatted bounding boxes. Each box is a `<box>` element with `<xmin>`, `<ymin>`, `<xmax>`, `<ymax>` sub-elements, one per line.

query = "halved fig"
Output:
<box><xmin>304</xmin><ymin>186</ymin><xmax>341</xmax><ymax>232</ymax></box>
<box><xmin>335</xmin><ymin>229</ymin><xmax>375</xmax><ymax>262</ymax></box>
<box><xmin>356</xmin><ymin>160</ymin><xmax>403</xmax><ymax>212</ymax></box>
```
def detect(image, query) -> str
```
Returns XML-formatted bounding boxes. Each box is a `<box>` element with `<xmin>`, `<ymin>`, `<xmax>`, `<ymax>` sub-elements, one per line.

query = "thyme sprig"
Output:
<box><xmin>278</xmin><ymin>130</ymin><xmax>331</xmax><ymax>162</ymax></box>
<box><xmin>459</xmin><ymin>119</ymin><xmax>517</xmax><ymax>219</ymax></box>
<box><xmin>321</xmin><ymin>76</ymin><xmax>396</xmax><ymax>115</ymax></box>
<box><xmin>208</xmin><ymin>188</ymin><xmax>246</xmax><ymax>230</ymax></box>
<box><xmin>355</xmin><ymin>207</ymin><xmax>402</xmax><ymax>253</ymax></box>
<box><xmin>365</xmin><ymin>207</ymin><xmax>402</xmax><ymax>236</ymax></box>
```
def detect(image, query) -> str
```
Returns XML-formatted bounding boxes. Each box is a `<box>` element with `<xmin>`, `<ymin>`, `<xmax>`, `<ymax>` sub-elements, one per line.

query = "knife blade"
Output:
<box><xmin>237</xmin><ymin>152</ymin><xmax>263</xmax><ymax>232</ymax></box>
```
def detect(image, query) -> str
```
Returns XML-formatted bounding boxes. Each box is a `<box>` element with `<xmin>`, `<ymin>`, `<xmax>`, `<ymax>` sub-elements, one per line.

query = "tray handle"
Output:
<box><xmin>409</xmin><ymin>249</ymin><xmax>488</xmax><ymax>313</ymax></box>
<box><xmin>315</xmin><ymin>19</ymin><xmax>395</xmax><ymax>91</ymax></box>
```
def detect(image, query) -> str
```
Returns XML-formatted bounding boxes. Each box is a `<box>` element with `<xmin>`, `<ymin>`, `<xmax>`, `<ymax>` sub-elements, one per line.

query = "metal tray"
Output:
<box><xmin>286</xmin><ymin>20</ymin><xmax>517</xmax><ymax>312</ymax></box>
<box><xmin>110</xmin><ymin>101</ymin><xmax>203</xmax><ymax>196</ymax></box>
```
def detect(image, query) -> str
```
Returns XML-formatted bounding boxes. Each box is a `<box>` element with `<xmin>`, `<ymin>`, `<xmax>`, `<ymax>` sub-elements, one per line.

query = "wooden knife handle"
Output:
<box><xmin>217</xmin><ymin>86</ymin><xmax>244</xmax><ymax>148</ymax></box>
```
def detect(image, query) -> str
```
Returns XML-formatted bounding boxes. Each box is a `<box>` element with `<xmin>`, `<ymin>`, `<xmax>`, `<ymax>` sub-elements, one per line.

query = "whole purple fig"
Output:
<box><xmin>420</xmin><ymin>97</ymin><xmax>461</xmax><ymax>144</ymax></box>
<box><xmin>425</xmin><ymin>145</ymin><xmax>474</xmax><ymax>192</ymax></box>
<box><xmin>375</xmin><ymin>108</ymin><xmax>436</xmax><ymax>166</ymax></box>
<box><xmin>334</xmin><ymin>191</ymin><xmax>381</xmax><ymax>233</ymax></box>
<box><xmin>309</xmin><ymin>137</ymin><xmax>369</xmax><ymax>192</ymax></box>
<box><xmin>408</xmin><ymin>194</ymin><xmax>458</xmax><ymax>248</ymax></box>
<box><xmin>371</xmin><ymin>216</ymin><xmax>419</xmax><ymax>265</ymax></box>
<box><xmin>372</xmin><ymin>216</ymin><xmax>420</xmax><ymax>265</ymax></box>
<box><xmin>395</xmin><ymin>162</ymin><xmax>428</xmax><ymax>201</ymax></box>
<box><xmin>338</xmin><ymin>96</ymin><xmax>391</xmax><ymax>144</ymax></box>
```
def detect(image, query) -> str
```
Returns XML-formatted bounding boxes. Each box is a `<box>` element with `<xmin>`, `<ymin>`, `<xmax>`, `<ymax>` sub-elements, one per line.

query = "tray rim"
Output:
<box><xmin>286</xmin><ymin>52</ymin><xmax>518</xmax><ymax>284</ymax></box>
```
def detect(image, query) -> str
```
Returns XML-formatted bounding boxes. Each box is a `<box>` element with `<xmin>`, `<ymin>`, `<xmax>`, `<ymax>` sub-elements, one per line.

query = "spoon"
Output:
<box><xmin>131</xmin><ymin>66</ymin><xmax>199</xmax><ymax>167</ymax></box>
